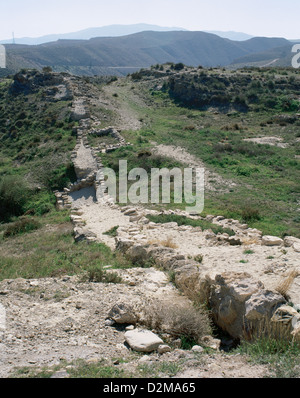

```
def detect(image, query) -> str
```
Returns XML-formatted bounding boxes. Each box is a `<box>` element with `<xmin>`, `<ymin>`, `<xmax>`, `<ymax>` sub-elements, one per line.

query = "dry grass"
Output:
<box><xmin>138</xmin><ymin>298</ymin><xmax>212</xmax><ymax>345</ymax></box>
<box><xmin>147</xmin><ymin>236</ymin><xmax>178</xmax><ymax>249</ymax></box>
<box><xmin>243</xmin><ymin>315</ymin><xmax>295</xmax><ymax>343</ymax></box>
<box><xmin>242</xmin><ymin>238</ymin><xmax>260</xmax><ymax>246</ymax></box>
<box><xmin>175</xmin><ymin>272</ymin><xmax>203</xmax><ymax>305</ymax></box>
<box><xmin>275</xmin><ymin>269</ymin><xmax>299</xmax><ymax>299</ymax></box>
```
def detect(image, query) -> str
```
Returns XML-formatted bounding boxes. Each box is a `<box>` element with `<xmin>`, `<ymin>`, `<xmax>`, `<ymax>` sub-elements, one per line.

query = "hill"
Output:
<box><xmin>230</xmin><ymin>44</ymin><xmax>298</xmax><ymax>68</ymax></box>
<box><xmin>2</xmin><ymin>31</ymin><xmax>291</xmax><ymax>76</ymax></box>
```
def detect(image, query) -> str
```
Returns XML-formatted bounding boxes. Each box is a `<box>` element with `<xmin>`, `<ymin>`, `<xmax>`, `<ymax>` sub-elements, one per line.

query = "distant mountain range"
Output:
<box><xmin>2</xmin><ymin>24</ymin><xmax>293</xmax><ymax>45</ymax></box>
<box><xmin>1</xmin><ymin>30</ymin><xmax>295</xmax><ymax>77</ymax></box>
<box><xmin>0</xmin><ymin>24</ymin><xmax>188</xmax><ymax>45</ymax></box>
<box><xmin>204</xmin><ymin>31</ymin><xmax>254</xmax><ymax>41</ymax></box>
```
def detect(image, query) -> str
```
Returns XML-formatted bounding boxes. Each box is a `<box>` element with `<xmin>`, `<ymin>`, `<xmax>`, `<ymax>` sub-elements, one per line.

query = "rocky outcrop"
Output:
<box><xmin>10</xmin><ymin>70</ymin><xmax>67</xmax><ymax>96</ymax></box>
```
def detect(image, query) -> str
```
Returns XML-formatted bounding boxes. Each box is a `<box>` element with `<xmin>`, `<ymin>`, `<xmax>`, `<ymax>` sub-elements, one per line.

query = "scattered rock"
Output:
<box><xmin>201</xmin><ymin>336</ymin><xmax>221</xmax><ymax>351</ymax></box>
<box><xmin>108</xmin><ymin>303</ymin><xmax>137</xmax><ymax>325</ymax></box>
<box><xmin>124</xmin><ymin>208</ymin><xmax>138</xmax><ymax>216</ymax></box>
<box><xmin>191</xmin><ymin>345</ymin><xmax>204</xmax><ymax>353</ymax></box>
<box><xmin>104</xmin><ymin>319</ymin><xmax>116</xmax><ymax>327</ymax></box>
<box><xmin>125</xmin><ymin>325</ymin><xmax>135</xmax><ymax>331</ymax></box>
<box><xmin>293</xmin><ymin>243</ymin><xmax>300</xmax><ymax>253</ymax></box>
<box><xmin>228</xmin><ymin>236</ymin><xmax>242</xmax><ymax>246</ymax></box>
<box><xmin>157</xmin><ymin>344</ymin><xmax>172</xmax><ymax>354</ymax></box>
<box><xmin>124</xmin><ymin>329</ymin><xmax>163</xmax><ymax>353</ymax></box>
<box><xmin>50</xmin><ymin>370</ymin><xmax>69</xmax><ymax>379</ymax></box>
<box><xmin>172</xmin><ymin>339</ymin><xmax>182</xmax><ymax>349</ymax></box>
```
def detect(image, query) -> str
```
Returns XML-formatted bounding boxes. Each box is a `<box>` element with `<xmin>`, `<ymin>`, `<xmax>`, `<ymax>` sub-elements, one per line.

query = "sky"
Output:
<box><xmin>0</xmin><ymin>0</ymin><xmax>299</xmax><ymax>40</ymax></box>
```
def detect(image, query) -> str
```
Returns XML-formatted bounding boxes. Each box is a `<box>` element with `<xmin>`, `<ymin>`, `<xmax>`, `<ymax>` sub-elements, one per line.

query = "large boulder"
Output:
<box><xmin>209</xmin><ymin>272</ymin><xmax>286</xmax><ymax>339</ymax></box>
<box><xmin>124</xmin><ymin>329</ymin><xmax>163</xmax><ymax>353</ymax></box>
<box><xmin>209</xmin><ymin>273</ymin><xmax>263</xmax><ymax>338</ymax></box>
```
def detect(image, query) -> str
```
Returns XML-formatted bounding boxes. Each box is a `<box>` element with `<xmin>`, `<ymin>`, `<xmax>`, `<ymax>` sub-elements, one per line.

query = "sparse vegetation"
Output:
<box><xmin>236</xmin><ymin>322</ymin><xmax>300</xmax><ymax>378</ymax></box>
<box><xmin>146</xmin><ymin>214</ymin><xmax>235</xmax><ymax>236</ymax></box>
<box><xmin>83</xmin><ymin>266</ymin><xmax>123</xmax><ymax>284</ymax></box>
<box><xmin>104</xmin><ymin>225</ymin><xmax>119</xmax><ymax>237</ymax></box>
<box><xmin>0</xmin><ymin>215</ymin><xmax>134</xmax><ymax>281</ymax></box>
<box><xmin>147</xmin><ymin>236</ymin><xmax>178</xmax><ymax>249</ymax></box>
<box><xmin>275</xmin><ymin>270</ymin><xmax>299</xmax><ymax>300</ymax></box>
<box><xmin>3</xmin><ymin>217</ymin><xmax>41</xmax><ymax>237</ymax></box>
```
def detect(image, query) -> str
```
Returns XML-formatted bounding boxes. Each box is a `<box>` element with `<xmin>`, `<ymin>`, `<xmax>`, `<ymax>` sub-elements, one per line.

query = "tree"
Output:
<box><xmin>174</xmin><ymin>63</ymin><xmax>185</xmax><ymax>71</ymax></box>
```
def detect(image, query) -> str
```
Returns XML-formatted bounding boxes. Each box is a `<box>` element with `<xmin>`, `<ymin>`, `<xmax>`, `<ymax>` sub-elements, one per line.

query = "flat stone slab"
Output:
<box><xmin>124</xmin><ymin>329</ymin><xmax>163</xmax><ymax>353</ymax></box>
<box><xmin>261</xmin><ymin>236</ymin><xmax>283</xmax><ymax>246</ymax></box>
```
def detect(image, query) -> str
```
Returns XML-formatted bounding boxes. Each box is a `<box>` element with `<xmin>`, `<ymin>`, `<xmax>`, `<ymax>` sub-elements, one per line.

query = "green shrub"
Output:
<box><xmin>194</xmin><ymin>254</ymin><xmax>203</xmax><ymax>264</ymax></box>
<box><xmin>84</xmin><ymin>266</ymin><xmax>123</xmax><ymax>284</ymax></box>
<box><xmin>0</xmin><ymin>175</ymin><xmax>30</xmax><ymax>221</ymax></box>
<box><xmin>174</xmin><ymin>63</ymin><xmax>185</xmax><ymax>71</ymax></box>
<box><xmin>242</xmin><ymin>206</ymin><xmax>261</xmax><ymax>222</ymax></box>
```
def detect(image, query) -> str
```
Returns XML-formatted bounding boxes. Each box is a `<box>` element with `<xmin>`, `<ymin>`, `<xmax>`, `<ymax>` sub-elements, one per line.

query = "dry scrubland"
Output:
<box><xmin>0</xmin><ymin>65</ymin><xmax>300</xmax><ymax>378</ymax></box>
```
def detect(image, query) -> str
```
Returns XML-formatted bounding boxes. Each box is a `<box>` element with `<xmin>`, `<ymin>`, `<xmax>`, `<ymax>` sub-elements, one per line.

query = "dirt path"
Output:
<box><xmin>152</xmin><ymin>143</ymin><xmax>237</xmax><ymax>192</ymax></box>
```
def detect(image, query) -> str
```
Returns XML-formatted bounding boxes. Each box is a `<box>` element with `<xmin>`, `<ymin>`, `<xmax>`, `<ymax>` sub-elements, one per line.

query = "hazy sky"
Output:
<box><xmin>0</xmin><ymin>0</ymin><xmax>299</xmax><ymax>40</ymax></box>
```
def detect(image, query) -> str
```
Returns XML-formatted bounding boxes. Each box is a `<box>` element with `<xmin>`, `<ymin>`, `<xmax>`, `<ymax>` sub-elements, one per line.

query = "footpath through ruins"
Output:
<box><xmin>56</xmin><ymin>75</ymin><xmax>300</xmax><ymax>343</ymax></box>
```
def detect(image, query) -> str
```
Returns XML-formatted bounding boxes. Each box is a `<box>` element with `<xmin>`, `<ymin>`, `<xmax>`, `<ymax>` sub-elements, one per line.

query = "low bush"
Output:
<box><xmin>84</xmin><ymin>266</ymin><xmax>123</xmax><ymax>284</ymax></box>
<box><xmin>3</xmin><ymin>217</ymin><xmax>41</xmax><ymax>237</ymax></box>
<box><xmin>0</xmin><ymin>175</ymin><xmax>30</xmax><ymax>221</ymax></box>
<box><xmin>241</xmin><ymin>206</ymin><xmax>261</xmax><ymax>222</ymax></box>
<box><xmin>139</xmin><ymin>299</ymin><xmax>212</xmax><ymax>347</ymax></box>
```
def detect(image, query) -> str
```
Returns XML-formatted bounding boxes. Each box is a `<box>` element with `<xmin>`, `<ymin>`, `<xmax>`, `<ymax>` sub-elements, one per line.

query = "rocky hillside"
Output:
<box><xmin>1</xmin><ymin>32</ymin><xmax>292</xmax><ymax>76</ymax></box>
